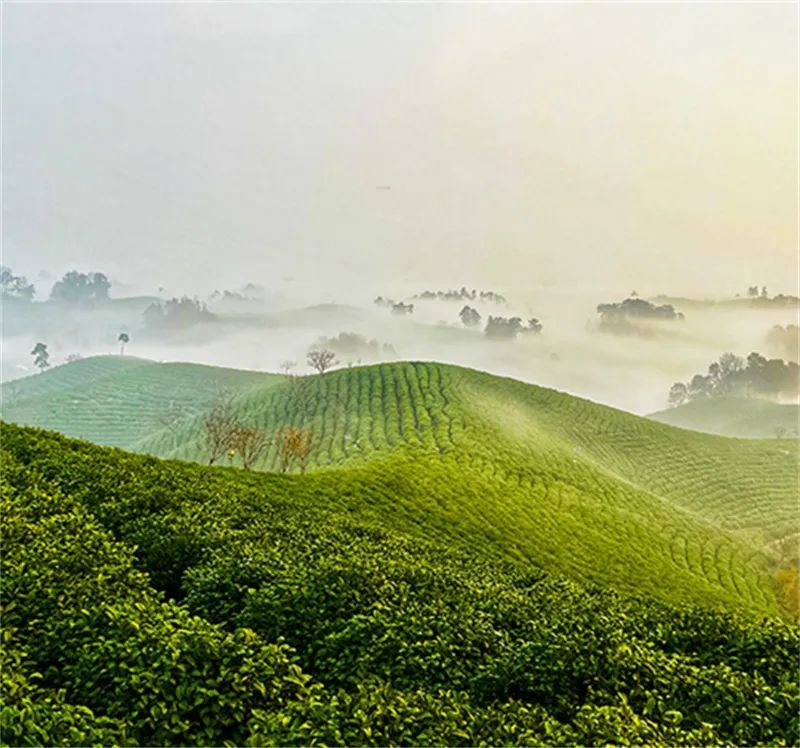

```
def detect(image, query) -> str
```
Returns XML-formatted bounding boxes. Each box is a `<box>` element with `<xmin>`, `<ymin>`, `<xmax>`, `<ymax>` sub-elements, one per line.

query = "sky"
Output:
<box><xmin>3</xmin><ymin>2</ymin><xmax>798</xmax><ymax>299</ymax></box>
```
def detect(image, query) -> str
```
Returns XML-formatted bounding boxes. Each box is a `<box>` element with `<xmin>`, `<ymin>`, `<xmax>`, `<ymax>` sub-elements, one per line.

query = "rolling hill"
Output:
<box><xmin>0</xmin><ymin>356</ymin><xmax>281</xmax><ymax>449</ymax></box>
<box><xmin>2</xmin><ymin>356</ymin><xmax>797</xmax><ymax>620</ymax></box>
<box><xmin>3</xmin><ymin>421</ymin><xmax>799</xmax><ymax>746</ymax></box>
<box><xmin>648</xmin><ymin>396</ymin><xmax>800</xmax><ymax>439</ymax></box>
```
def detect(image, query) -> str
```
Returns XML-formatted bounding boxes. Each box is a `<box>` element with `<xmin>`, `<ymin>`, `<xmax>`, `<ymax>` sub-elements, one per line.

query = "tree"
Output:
<box><xmin>307</xmin><ymin>349</ymin><xmax>337</xmax><ymax>374</ymax></box>
<box><xmin>278</xmin><ymin>426</ymin><xmax>314</xmax><ymax>473</ymax></box>
<box><xmin>688</xmin><ymin>374</ymin><xmax>712</xmax><ymax>400</ymax></box>
<box><xmin>50</xmin><ymin>271</ymin><xmax>110</xmax><ymax>302</ymax></box>
<box><xmin>747</xmin><ymin>286</ymin><xmax>759</xmax><ymax>298</ymax></box>
<box><xmin>143</xmin><ymin>297</ymin><xmax>214</xmax><ymax>329</ymax></box>
<box><xmin>158</xmin><ymin>398</ymin><xmax>190</xmax><ymax>451</ymax></box>
<box><xmin>203</xmin><ymin>391</ymin><xmax>237</xmax><ymax>465</ymax></box>
<box><xmin>526</xmin><ymin>318</ymin><xmax>543</xmax><ymax>334</ymax></box>
<box><xmin>92</xmin><ymin>272</ymin><xmax>111</xmax><ymax>300</ymax></box>
<box><xmin>230</xmin><ymin>425</ymin><xmax>270</xmax><ymax>470</ymax></box>
<box><xmin>485</xmin><ymin>316</ymin><xmax>525</xmax><ymax>340</ymax></box>
<box><xmin>459</xmin><ymin>306</ymin><xmax>481</xmax><ymax>328</ymax></box>
<box><xmin>118</xmin><ymin>332</ymin><xmax>130</xmax><ymax>355</ymax></box>
<box><xmin>280</xmin><ymin>361</ymin><xmax>296</xmax><ymax>377</ymax></box>
<box><xmin>668</xmin><ymin>382</ymin><xmax>688</xmax><ymax>407</ymax></box>
<box><xmin>668</xmin><ymin>351</ymin><xmax>798</xmax><ymax>403</ymax></box>
<box><xmin>0</xmin><ymin>266</ymin><xmax>35</xmax><ymax>300</ymax></box>
<box><xmin>31</xmin><ymin>342</ymin><xmax>50</xmax><ymax>372</ymax></box>
<box><xmin>143</xmin><ymin>302</ymin><xmax>166</xmax><ymax>327</ymax></box>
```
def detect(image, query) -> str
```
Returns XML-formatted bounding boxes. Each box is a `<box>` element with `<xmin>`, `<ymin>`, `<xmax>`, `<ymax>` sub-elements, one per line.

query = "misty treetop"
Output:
<box><xmin>373</xmin><ymin>297</ymin><xmax>415</xmax><ymax>314</ymax></box>
<box><xmin>392</xmin><ymin>302</ymin><xmax>414</xmax><ymax>315</ymax></box>
<box><xmin>309</xmin><ymin>332</ymin><xmax>396</xmax><ymax>363</ymax></box>
<box><xmin>459</xmin><ymin>305</ymin><xmax>481</xmax><ymax>327</ymax></box>
<box><xmin>413</xmin><ymin>287</ymin><xmax>507</xmax><ymax>304</ymax></box>
<box><xmin>30</xmin><ymin>342</ymin><xmax>50</xmax><ymax>372</ymax></box>
<box><xmin>143</xmin><ymin>296</ymin><xmax>216</xmax><ymax>329</ymax></box>
<box><xmin>668</xmin><ymin>352</ymin><xmax>800</xmax><ymax>407</ymax></box>
<box><xmin>1</xmin><ymin>265</ymin><xmax>35</xmax><ymax>301</ymax></box>
<box><xmin>766</xmin><ymin>324</ymin><xmax>799</xmax><ymax>362</ymax></box>
<box><xmin>485</xmin><ymin>316</ymin><xmax>543</xmax><ymax>340</ymax></box>
<box><xmin>745</xmin><ymin>287</ymin><xmax>800</xmax><ymax>307</ymax></box>
<box><xmin>207</xmin><ymin>284</ymin><xmax>266</xmax><ymax>304</ymax></box>
<box><xmin>597</xmin><ymin>297</ymin><xmax>685</xmax><ymax>321</ymax></box>
<box><xmin>50</xmin><ymin>271</ymin><xmax>111</xmax><ymax>302</ymax></box>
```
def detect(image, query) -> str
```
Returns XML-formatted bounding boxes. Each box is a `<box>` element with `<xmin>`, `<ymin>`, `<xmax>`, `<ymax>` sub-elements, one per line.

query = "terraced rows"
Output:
<box><xmin>4</xmin><ymin>357</ymin><xmax>796</xmax><ymax>616</ymax></box>
<box><xmin>1</xmin><ymin>356</ymin><xmax>281</xmax><ymax>448</ymax></box>
<box><xmin>454</xmin><ymin>370</ymin><xmax>799</xmax><ymax>544</ymax></box>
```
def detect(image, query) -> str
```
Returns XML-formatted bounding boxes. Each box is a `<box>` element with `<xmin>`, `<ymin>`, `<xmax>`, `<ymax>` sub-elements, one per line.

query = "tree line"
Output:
<box><xmin>458</xmin><ymin>306</ymin><xmax>543</xmax><ymax>339</ymax></box>
<box><xmin>668</xmin><ymin>352</ymin><xmax>800</xmax><ymax>406</ymax></box>
<box><xmin>413</xmin><ymin>287</ymin><xmax>507</xmax><ymax>304</ymax></box>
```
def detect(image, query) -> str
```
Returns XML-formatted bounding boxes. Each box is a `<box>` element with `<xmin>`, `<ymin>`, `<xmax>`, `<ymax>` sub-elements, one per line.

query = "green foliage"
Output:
<box><xmin>2</xmin><ymin>422</ymin><xmax>799</xmax><ymax>745</ymax></box>
<box><xmin>0</xmin><ymin>356</ymin><xmax>281</xmax><ymax>449</ymax></box>
<box><xmin>3</xmin><ymin>359</ymin><xmax>798</xmax><ymax>618</ymax></box>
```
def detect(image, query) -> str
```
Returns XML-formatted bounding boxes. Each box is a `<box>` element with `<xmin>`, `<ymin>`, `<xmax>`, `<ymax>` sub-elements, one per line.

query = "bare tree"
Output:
<box><xmin>277</xmin><ymin>426</ymin><xmax>314</xmax><ymax>473</ymax></box>
<box><xmin>230</xmin><ymin>425</ymin><xmax>270</xmax><ymax>470</ymax></box>
<box><xmin>204</xmin><ymin>390</ymin><xmax>237</xmax><ymax>465</ymax></box>
<box><xmin>158</xmin><ymin>397</ymin><xmax>189</xmax><ymax>451</ymax></box>
<box><xmin>307</xmin><ymin>349</ymin><xmax>337</xmax><ymax>374</ymax></box>
<box><xmin>280</xmin><ymin>360</ymin><xmax>297</xmax><ymax>377</ymax></box>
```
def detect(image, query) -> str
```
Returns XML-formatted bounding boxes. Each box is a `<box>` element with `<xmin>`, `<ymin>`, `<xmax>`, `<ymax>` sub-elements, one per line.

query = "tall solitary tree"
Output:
<box><xmin>307</xmin><ymin>349</ymin><xmax>337</xmax><ymax>374</ymax></box>
<box><xmin>31</xmin><ymin>342</ymin><xmax>50</xmax><ymax>372</ymax></box>
<box><xmin>203</xmin><ymin>390</ymin><xmax>237</xmax><ymax>465</ymax></box>
<box><xmin>118</xmin><ymin>332</ymin><xmax>130</xmax><ymax>355</ymax></box>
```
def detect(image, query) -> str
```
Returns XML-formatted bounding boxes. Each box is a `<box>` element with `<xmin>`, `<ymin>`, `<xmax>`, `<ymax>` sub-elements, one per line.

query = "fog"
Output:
<box><xmin>2</xmin><ymin>3</ymin><xmax>797</xmax><ymax>415</ymax></box>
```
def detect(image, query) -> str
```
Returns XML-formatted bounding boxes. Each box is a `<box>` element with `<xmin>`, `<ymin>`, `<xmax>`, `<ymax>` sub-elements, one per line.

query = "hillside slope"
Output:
<box><xmin>648</xmin><ymin>396</ymin><xmax>800</xmax><ymax>439</ymax></box>
<box><xmin>3</xmin><ymin>422</ymin><xmax>798</xmax><ymax>746</ymax></box>
<box><xmin>3</xmin><ymin>358</ymin><xmax>798</xmax><ymax>616</ymax></box>
<box><xmin>0</xmin><ymin>356</ymin><xmax>281</xmax><ymax>448</ymax></box>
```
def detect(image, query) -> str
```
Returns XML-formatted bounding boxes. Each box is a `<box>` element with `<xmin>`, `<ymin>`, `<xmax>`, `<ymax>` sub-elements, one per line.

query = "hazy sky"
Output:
<box><xmin>3</xmin><ymin>2</ymin><xmax>797</xmax><ymax>297</ymax></box>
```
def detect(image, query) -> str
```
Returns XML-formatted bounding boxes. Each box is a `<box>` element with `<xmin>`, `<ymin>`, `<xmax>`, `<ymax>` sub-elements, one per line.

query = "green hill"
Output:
<box><xmin>0</xmin><ymin>356</ymin><xmax>281</xmax><ymax>449</ymax></box>
<box><xmin>3</xmin><ymin>357</ymin><xmax>797</xmax><ymax>619</ymax></box>
<box><xmin>2</xmin><ymin>422</ymin><xmax>798</xmax><ymax>746</ymax></box>
<box><xmin>649</xmin><ymin>396</ymin><xmax>800</xmax><ymax>439</ymax></box>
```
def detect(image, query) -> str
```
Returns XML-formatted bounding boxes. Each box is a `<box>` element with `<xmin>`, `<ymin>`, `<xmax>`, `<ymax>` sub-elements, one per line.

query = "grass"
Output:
<box><xmin>3</xmin><ymin>356</ymin><xmax>798</xmax><ymax>618</ymax></box>
<box><xmin>648</xmin><ymin>396</ymin><xmax>800</xmax><ymax>439</ymax></box>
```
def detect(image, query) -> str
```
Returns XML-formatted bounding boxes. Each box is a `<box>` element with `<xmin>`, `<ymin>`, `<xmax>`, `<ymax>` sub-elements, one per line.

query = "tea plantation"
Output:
<box><xmin>2</xmin><ymin>422</ymin><xmax>798</xmax><ymax>745</ymax></box>
<box><xmin>649</xmin><ymin>396</ymin><xmax>800</xmax><ymax>439</ymax></box>
<box><xmin>3</xmin><ymin>358</ymin><xmax>797</xmax><ymax>617</ymax></box>
<box><xmin>0</xmin><ymin>356</ymin><xmax>281</xmax><ymax>449</ymax></box>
